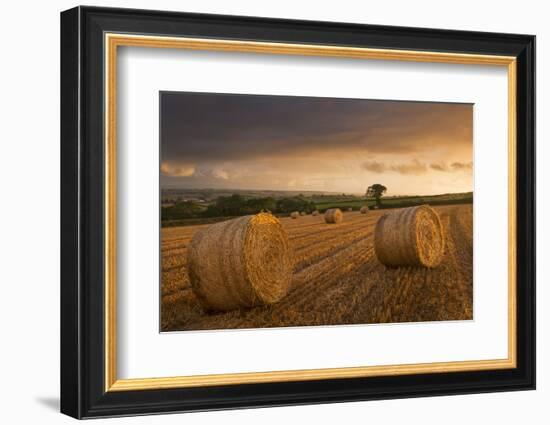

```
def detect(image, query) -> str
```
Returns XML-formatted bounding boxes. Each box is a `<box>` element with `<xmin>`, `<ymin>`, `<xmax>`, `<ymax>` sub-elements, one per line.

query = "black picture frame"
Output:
<box><xmin>61</xmin><ymin>5</ymin><xmax>535</xmax><ymax>419</ymax></box>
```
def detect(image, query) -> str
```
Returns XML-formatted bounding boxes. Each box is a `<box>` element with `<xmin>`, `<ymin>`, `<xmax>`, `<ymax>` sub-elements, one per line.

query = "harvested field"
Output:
<box><xmin>161</xmin><ymin>204</ymin><xmax>473</xmax><ymax>331</ymax></box>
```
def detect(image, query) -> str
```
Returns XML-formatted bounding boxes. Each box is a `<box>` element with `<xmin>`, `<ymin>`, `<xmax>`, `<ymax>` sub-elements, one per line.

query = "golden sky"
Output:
<box><xmin>161</xmin><ymin>92</ymin><xmax>472</xmax><ymax>196</ymax></box>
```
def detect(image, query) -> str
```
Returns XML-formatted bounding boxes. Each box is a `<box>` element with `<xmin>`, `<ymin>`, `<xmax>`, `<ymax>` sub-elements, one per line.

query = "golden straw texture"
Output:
<box><xmin>374</xmin><ymin>205</ymin><xmax>445</xmax><ymax>268</ymax></box>
<box><xmin>324</xmin><ymin>208</ymin><xmax>343</xmax><ymax>224</ymax></box>
<box><xmin>187</xmin><ymin>213</ymin><xmax>293</xmax><ymax>311</ymax></box>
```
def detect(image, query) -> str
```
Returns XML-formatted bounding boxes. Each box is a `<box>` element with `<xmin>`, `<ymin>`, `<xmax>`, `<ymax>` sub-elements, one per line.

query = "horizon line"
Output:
<box><xmin>161</xmin><ymin>187</ymin><xmax>473</xmax><ymax>197</ymax></box>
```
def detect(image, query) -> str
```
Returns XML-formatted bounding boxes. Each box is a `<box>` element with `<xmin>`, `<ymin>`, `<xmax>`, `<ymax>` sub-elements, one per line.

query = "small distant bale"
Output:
<box><xmin>360</xmin><ymin>206</ymin><xmax>369</xmax><ymax>214</ymax></box>
<box><xmin>374</xmin><ymin>205</ymin><xmax>444</xmax><ymax>268</ymax></box>
<box><xmin>324</xmin><ymin>208</ymin><xmax>343</xmax><ymax>224</ymax></box>
<box><xmin>347</xmin><ymin>207</ymin><xmax>353</xmax><ymax>212</ymax></box>
<box><xmin>187</xmin><ymin>213</ymin><xmax>293</xmax><ymax>311</ymax></box>
<box><xmin>290</xmin><ymin>211</ymin><xmax>300</xmax><ymax>219</ymax></box>
<box><xmin>311</xmin><ymin>210</ymin><xmax>319</xmax><ymax>216</ymax></box>
<box><xmin>300</xmin><ymin>211</ymin><xmax>306</xmax><ymax>216</ymax></box>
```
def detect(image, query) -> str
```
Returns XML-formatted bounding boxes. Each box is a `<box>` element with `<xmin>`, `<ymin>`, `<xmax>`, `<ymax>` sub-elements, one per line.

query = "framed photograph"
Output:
<box><xmin>60</xmin><ymin>6</ymin><xmax>535</xmax><ymax>419</ymax></box>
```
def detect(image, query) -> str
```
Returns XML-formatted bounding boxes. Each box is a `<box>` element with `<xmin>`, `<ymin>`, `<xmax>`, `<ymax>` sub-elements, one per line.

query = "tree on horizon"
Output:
<box><xmin>366</xmin><ymin>184</ymin><xmax>387</xmax><ymax>208</ymax></box>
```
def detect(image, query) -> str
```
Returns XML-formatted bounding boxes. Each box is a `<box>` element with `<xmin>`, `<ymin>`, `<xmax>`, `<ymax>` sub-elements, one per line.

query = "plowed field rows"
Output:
<box><xmin>161</xmin><ymin>204</ymin><xmax>473</xmax><ymax>331</ymax></box>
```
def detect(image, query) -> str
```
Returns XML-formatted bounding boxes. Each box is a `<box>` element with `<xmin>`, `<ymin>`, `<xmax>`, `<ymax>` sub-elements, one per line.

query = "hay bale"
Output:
<box><xmin>374</xmin><ymin>205</ymin><xmax>444</xmax><ymax>268</ymax></box>
<box><xmin>311</xmin><ymin>210</ymin><xmax>319</xmax><ymax>216</ymax></box>
<box><xmin>347</xmin><ymin>207</ymin><xmax>353</xmax><ymax>212</ymax></box>
<box><xmin>300</xmin><ymin>211</ymin><xmax>306</xmax><ymax>216</ymax></box>
<box><xmin>290</xmin><ymin>211</ymin><xmax>300</xmax><ymax>219</ymax></box>
<box><xmin>324</xmin><ymin>208</ymin><xmax>343</xmax><ymax>224</ymax></box>
<box><xmin>187</xmin><ymin>213</ymin><xmax>293</xmax><ymax>311</ymax></box>
<box><xmin>360</xmin><ymin>206</ymin><xmax>369</xmax><ymax>214</ymax></box>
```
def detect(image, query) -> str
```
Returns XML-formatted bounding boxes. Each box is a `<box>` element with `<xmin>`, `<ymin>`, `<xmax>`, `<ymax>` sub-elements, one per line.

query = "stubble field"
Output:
<box><xmin>161</xmin><ymin>204</ymin><xmax>473</xmax><ymax>332</ymax></box>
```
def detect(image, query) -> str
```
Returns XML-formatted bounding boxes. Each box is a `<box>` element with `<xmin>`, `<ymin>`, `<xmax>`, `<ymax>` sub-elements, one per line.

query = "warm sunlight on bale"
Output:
<box><xmin>360</xmin><ymin>206</ymin><xmax>369</xmax><ymax>214</ymax></box>
<box><xmin>324</xmin><ymin>208</ymin><xmax>343</xmax><ymax>224</ymax></box>
<box><xmin>187</xmin><ymin>213</ymin><xmax>293</xmax><ymax>311</ymax></box>
<box><xmin>290</xmin><ymin>211</ymin><xmax>300</xmax><ymax>219</ymax></box>
<box><xmin>374</xmin><ymin>205</ymin><xmax>444</xmax><ymax>268</ymax></box>
<box><xmin>312</xmin><ymin>210</ymin><xmax>319</xmax><ymax>216</ymax></box>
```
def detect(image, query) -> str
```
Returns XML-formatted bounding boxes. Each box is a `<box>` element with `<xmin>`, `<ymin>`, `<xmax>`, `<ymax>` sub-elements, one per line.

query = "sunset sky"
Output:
<box><xmin>160</xmin><ymin>92</ymin><xmax>473</xmax><ymax>196</ymax></box>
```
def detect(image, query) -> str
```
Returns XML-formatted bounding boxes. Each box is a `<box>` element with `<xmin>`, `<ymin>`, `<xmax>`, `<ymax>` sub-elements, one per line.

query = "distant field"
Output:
<box><xmin>161</xmin><ymin>191</ymin><xmax>473</xmax><ymax>227</ymax></box>
<box><xmin>312</xmin><ymin>192</ymin><xmax>472</xmax><ymax>210</ymax></box>
<box><xmin>161</xmin><ymin>188</ymin><xmax>332</xmax><ymax>203</ymax></box>
<box><xmin>161</xmin><ymin>204</ymin><xmax>473</xmax><ymax>331</ymax></box>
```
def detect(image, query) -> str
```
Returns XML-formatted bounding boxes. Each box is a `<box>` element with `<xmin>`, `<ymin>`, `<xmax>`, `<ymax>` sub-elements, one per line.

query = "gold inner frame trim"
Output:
<box><xmin>104</xmin><ymin>33</ymin><xmax>517</xmax><ymax>392</ymax></box>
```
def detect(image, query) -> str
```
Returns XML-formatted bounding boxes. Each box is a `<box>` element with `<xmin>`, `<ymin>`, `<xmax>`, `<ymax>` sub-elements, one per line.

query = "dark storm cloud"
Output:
<box><xmin>160</xmin><ymin>92</ymin><xmax>472</xmax><ymax>163</ymax></box>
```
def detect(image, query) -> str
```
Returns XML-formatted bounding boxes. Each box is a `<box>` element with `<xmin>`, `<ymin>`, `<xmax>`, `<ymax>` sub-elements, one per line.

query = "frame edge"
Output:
<box><xmin>60</xmin><ymin>5</ymin><xmax>83</xmax><ymax>420</ymax></box>
<box><xmin>516</xmin><ymin>34</ymin><xmax>536</xmax><ymax>391</ymax></box>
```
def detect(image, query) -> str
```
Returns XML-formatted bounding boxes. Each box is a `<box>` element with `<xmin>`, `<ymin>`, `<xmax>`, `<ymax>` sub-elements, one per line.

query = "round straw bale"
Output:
<box><xmin>360</xmin><ymin>205</ymin><xmax>369</xmax><ymax>214</ymax></box>
<box><xmin>374</xmin><ymin>205</ymin><xmax>444</xmax><ymax>268</ymax></box>
<box><xmin>300</xmin><ymin>211</ymin><xmax>306</xmax><ymax>216</ymax></box>
<box><xmin>311</xmin><ymin>210</ymin><xmax>319</xmax><ymax>216</ymax></box>
<box><xmin>187</xmin><ymin>213</ymin><xmax>293</xmax><ymax>311</ymax></box>
<box><xmin>347</xmin><ymin>207</ymin><xmax>353</xmax><ymax>212</ymax></box>
<box><xmin>324</xmin><ymin>208</ymin><xmax>343</xmax><ymax>224</ymax></box>
<box><xmin>290</xmin><ymin>211</ymin><xmax>300</xmax><ymax>219</ymax></box>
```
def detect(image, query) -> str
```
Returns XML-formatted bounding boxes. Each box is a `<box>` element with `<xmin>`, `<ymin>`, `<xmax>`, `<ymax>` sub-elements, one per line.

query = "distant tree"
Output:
<box><xmin>205</xmin><ymin>195</ymin><xmax>281</xmax><ymax>217</ymax></box>
<box><xmin>161</xmin><ymin>201</ymin><xmax>203</xmax><ymax>221</ymax></box>
<box><xmin>212</xmin><ymin>194</ymin><xmax>247</xmax><ymax>216</ymax></box>
<box><xmin>276</xmin><ymin>197</ymin><xmax>315</xmax><ymax>214</ymax></box>
<box><xmin>246</xmin><ymin>197</ymin><xmax>277</xmax><ymax>214</ymax></box>
<box><xmin>366</xmin><ymin>184</ymin><xmax>387</xmax><ymax>207</ymax></box>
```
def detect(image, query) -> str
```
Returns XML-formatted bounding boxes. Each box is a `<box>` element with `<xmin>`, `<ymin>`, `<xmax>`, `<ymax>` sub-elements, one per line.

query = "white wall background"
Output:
<box><xmin>0</xmin><ymin>0</ymin><xmax>545</xmax><ymax>423</ymax></box>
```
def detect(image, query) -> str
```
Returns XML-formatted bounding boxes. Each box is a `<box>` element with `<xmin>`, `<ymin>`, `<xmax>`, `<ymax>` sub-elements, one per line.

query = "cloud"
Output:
<box><xmin>451</xmin><ymin>161</ymin><xmax>473</xmax><ymax>171</ymax></box>
<box><xmin>361</xmin><ymin>161</ymin><xmax>387</xmax><ymax>173</ymax></box>
<box><xmin>160</xmin><ymin>162</ymin><xmax>196</xmax><ymax>177</ymax></box>
<box><xmin>161</xmin><ymin>92</ymin><xmax>473</xmax><ymax>163</ymax></box>
<box><xmin>362</xmin><ymin>160</ymin><xmax>472</xmax><ymax>175</ymax></box>
<box><xmin>429</xmin><ymin>163</ymin><xmax>448</xmax><ymax>172</ymax></box>
<box><xmin>362</xmin><ymin>159</ymin><xmax>427</xmax><ymax>175</ymax></box>
<box><xmin>160</xmin><ymin>93</ymin><xmax>473</xmax><ymax>194</ymax></box>
<box><xmin>428</xmin><ymin>161</ymin><xmax>473</xmax><ymax>172</ymax></box>
<box><xmin>210</xmin><ymin>168</ymin><xmax>229</xmax><ymax>180</ymax></box>
<box><xmin>389</xmin><ymin>159</ymin><xmax>428</xmax><ymax>175</ymax></box>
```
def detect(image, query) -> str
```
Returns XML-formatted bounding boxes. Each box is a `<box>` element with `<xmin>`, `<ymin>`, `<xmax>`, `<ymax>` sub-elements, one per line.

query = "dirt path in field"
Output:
<box><xmin>160</xmin><ymin>204</ymin><xmax>473</xmax><ymax>331</ymax></box>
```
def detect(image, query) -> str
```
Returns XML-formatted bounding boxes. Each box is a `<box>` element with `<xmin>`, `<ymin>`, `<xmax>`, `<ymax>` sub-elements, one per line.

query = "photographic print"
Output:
<box><xmin>160</xmin><ymin>92</ymin><xmax>473</xmax><ymax>332</ymax></box>
<box><xmin>61</xmin><ymin>9</ymin><xmax>535</xmax><ymax>416</ymax></box>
